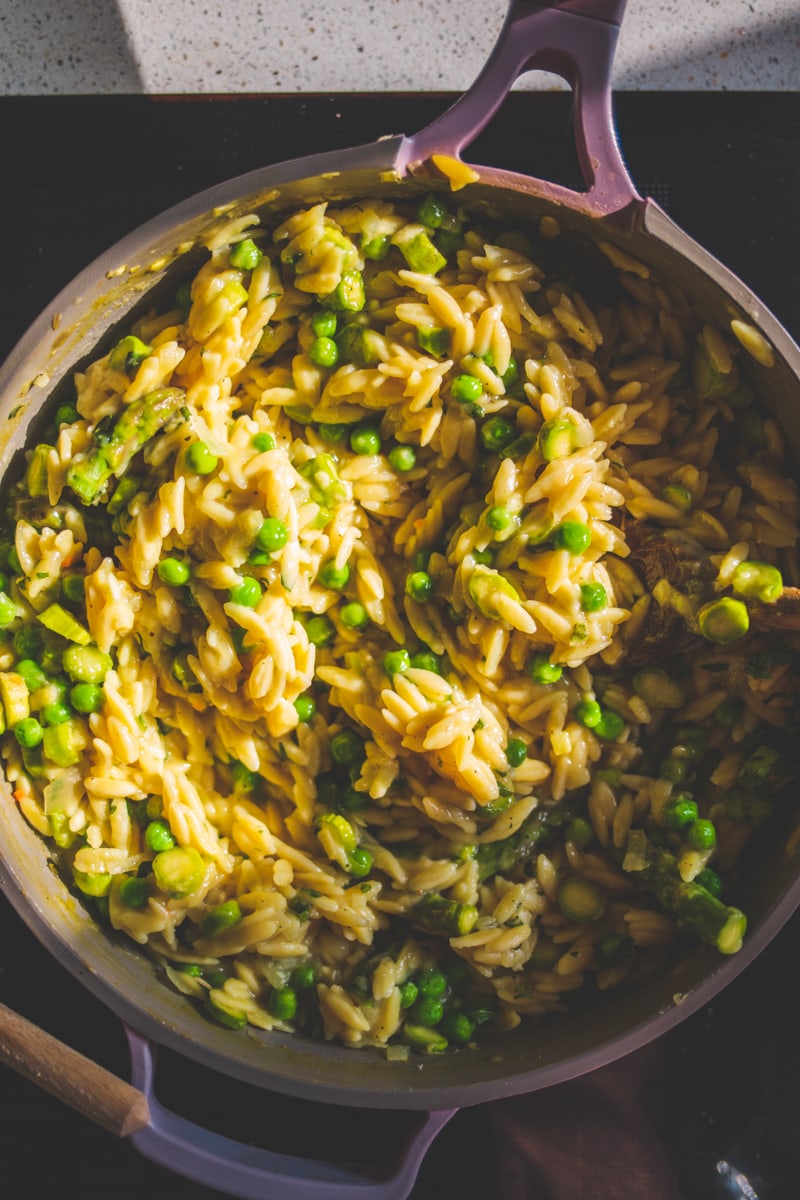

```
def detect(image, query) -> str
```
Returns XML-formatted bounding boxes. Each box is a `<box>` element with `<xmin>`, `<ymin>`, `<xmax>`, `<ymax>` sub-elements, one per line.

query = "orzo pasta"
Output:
<box><xmin>2</xmin><ymin>192</ymin><xmax>798</xmax><ymax>1055</ymax></box>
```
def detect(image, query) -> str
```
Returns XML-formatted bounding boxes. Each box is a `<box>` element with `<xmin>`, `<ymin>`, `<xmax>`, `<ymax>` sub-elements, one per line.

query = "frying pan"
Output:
<box><xmin>1</xmin><ymin>2</ymin><xmax>800</xmax><ymax>1197</ymax></box>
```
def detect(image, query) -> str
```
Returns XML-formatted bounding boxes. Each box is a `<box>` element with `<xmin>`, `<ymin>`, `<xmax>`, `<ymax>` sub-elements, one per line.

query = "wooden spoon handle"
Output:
<box><xmin>0</xmin><ymin>1000</ymin><xmax>150</xmax><ymax>1136</ymax></box>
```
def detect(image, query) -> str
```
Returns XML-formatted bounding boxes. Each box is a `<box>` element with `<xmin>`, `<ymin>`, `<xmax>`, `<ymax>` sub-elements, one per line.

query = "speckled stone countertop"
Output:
<box><xmin>0</xmin><ymin>0</ymin><xmax>798</xmax><ymax>94</ymax></box>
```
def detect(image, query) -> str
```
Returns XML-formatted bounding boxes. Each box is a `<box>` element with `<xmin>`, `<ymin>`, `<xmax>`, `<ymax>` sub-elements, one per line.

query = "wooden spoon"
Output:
<box><xmin>0</xmin><ymin>1000</ymin><xmax>150</xmax><ymax>1136</ymax></box>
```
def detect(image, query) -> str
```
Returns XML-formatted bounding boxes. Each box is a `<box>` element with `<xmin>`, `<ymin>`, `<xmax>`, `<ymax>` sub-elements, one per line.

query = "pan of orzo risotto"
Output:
<box><xmin>1</xmin><ymin>1</ymin><xmax>800</xmax><ymax>1195</ymax></box>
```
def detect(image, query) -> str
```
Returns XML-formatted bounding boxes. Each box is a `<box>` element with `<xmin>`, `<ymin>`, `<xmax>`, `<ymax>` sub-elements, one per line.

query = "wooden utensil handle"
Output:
<box><xmin>0</xmin><ymin>1000</ymin><xmax>150</xmax><ymax>1137</ymax></box>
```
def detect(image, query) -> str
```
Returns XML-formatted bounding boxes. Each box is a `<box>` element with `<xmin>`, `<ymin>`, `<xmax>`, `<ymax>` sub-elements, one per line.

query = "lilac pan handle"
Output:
<box><xmin>125</xmin><ymin>1029</ymin><xmax>456</xmax><ymax>1200</ymax></box>
<box><xmin>400</xmin><ymin>0</ymin><xmax>641</xmax><ymax>219</ymax></box>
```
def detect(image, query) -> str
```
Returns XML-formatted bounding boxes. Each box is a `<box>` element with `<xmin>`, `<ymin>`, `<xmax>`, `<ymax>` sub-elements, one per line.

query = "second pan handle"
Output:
<box><xmin>401</xmin><ymin>0</ymin><xmax>640</xmax><ymax>219</ymax></box>
<box><xmin>126</xmin><ymin>1028</ymin><xmax>457</xmax><ymax>1200</ymax></box>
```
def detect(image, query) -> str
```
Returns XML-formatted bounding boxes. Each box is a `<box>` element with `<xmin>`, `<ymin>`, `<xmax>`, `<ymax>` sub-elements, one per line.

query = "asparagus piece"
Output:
<box><xmin>409</xmin><ymin>892</ymin><xmax>478</xmax><ymax>936</ymax></box>
<box><xmin>67</xmin><ymin>386</ymin><xmax>185</xmax><ymax>504</ymax></box>
<box><xmin>625</xmin><ymin>834</ymin><xmax>746</xmax><ymax>954</ymax></box>
<box><xmin>476</xmin><ymin>797</ymin><xmax>577</xmax><ymax>882</ymax></box>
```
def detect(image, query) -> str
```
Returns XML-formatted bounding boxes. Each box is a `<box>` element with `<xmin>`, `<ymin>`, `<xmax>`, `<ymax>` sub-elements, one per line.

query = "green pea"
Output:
<box><xmin>501</xmin><ymin>357</ymin><xmax>519</xmax><ymax>389</ymax></box>
<box><xmin>185</xmin><ymin>441</ymin><xmax>219</xmax><ymax>475</ymax></box>
<box><xmin>660</xmin><ymin>755</ymin><xmax>688</xmax><ymax>785</ymax></box>
<box><xmin>146</xmin><ymin>796</ymin><xmax>164</xmax><ymax>820</ymax></box>
<box><xmin>229</xmin><ymin>577</ymin><xmax>262</xmax><ymax>607</ymax></box>
<box><xmin>70</xmin><ymin>682</ymin><xmax>104</xmax><ymax>714</ymax></box>
<box><xmin>451</xmin><ymin>374</ymin><xmax>483</xmax><ymax>404</ymax></box>
<box><xmin>12</xmin><ymin>628</ymin><xmax>41</xmax><ymax>661</ymax></box>
<box><xmin>145</xmin><ymin>820</ymin><xmax>176</xmax><ymax>853</ymax></box>
<box><xmin>204</xmin><ymin>968</ymin><xmax>229</xmax><ymax>990</ymax></box>
<box><xmin>347</xmin><ymin>847</ymin><xmax>373</xmax><ymax>878</ymax></box>
<box><xmin>660</xmin><ymin>482</ymin><xmax>694</xmax><ymax>514</ymax></box>
<box><xmin>309</xmin><ymin>336</ymin><xmax>339</xmax><ymax>368</ymax></box>
<box><xmin>42</xmin><ymin>701</ymin><xmax>72</xmax><ymax>726</ymax></box>
<box><xmin>480</xmin><ymin>416</ymin><xmax>517</xmax><ymax>452</ymax></box>
<box><xmin>55</xmin><ymin>403</ymin><xmax>80</xmax><ymax>427</ymax></box>
<box><xmin>318</xmin><ymin>559</ymin><xmax>350</xmax><ymax>590</ymax></box>
<box><xmin>255</xmin><ymin>517</ymin><xmax>289</xmax><ymax>553</ymax></box>
<box><xmin>349</xmin><ymin>425</ymin><xmax>382</xmax><ymax>455</ymax></box>
<box><xmin>384</xmin><ymin>648</ymin><xmax>411</xmax><ymax>676</ymax></box>
<box><xmin>175</xmin><ymin>963</ymin><xmax>204</xmax><ymax>978</ymax></box>
<box><xmin>251</xmin><ymin>432</ymin><xmax>276</xmax><ymax>452</ymax></box>
<box><xmin>730</xmin><ymin>560</ymin><xmax>784</xmax><ymax>604</ymax></box>
<box><xmin>201</xmin><ymin>899</ymin><xmax>243</xmax><ymax>937</ymax></box>
<box><xmin>158</xmin><ymin>557</ymin><xmax>191</xmax><ymax>586</ymax></box>
<box><xmin>14</xmin><ymin>717</ymin><xmax>43</xmax><ymax>748</ymax></box>
<box><xmin>340</xmin><ymin>785</ymin><xmax>368</xmax><ymax>812</ymax></box>
<box><xmin>341</xmin><ymin>602</ymin><xmax>368</xmax><ymax>629</ymax></box>
<box><xmin>565</xmin><ymin>816</ymin><xmax>594</xmax><ymax>848</ymax></box>
<box><xmin>291</xmin><ymin>963</ymin><xmax>318</xmax><ymax>990</ymax></box>
<box><xmin>416</xmin><ymin>967</ymin><xmax>448</xmax><ymax>998</ymax></box>
<box><xmin>311</xmin><ymin>310</ymin><xmax>337</xmax><ymax>338</ymax></box>
<box><xmin>330</xmin><ymin>729</ymin><xmax>364</xmax><ymax>765</ymax></box>
<box><xmin>697</xmin><ymin>597</ymin><xmax>750</xmax><ymax>645</ymax></box>
<box><xmin>268</xmin><ymin>986</ymin><xmax>298</xmax><ymax>1021</ymax></box>
<box><xmin>472</xmin><ymin>549</ymin><xmax>493</xmax><ymax>566</ymax></box>
<box><xmin>399</xmin><ymin>979</ymin><xmax>419</xmax><ymax>1009</ymax></box>
<box><xmin>505</xmin><ymin>737</ymin><xmax>528</xmax><ymax>768</ymax></box>
<box><xmin>294</xmin><ymin>695</ymin><xmax>316</xmax><ymax>723</ymax></box>
<box><xmin>579</xmin><ymin>582</ymin><xmax>607</xmax><ymax>612</ymax></box>
<box><xmin>16</xmin><ymin>658</ymin><xmax>48</xmax><ymax>692</ymax></box>
<box><xmin>409</xmin><ymin>652</ymin><xmax>440</xmax><ymax>673</ymax></box>
<box><xmin>232</xmin><ymin>761</ymin><xmax>259</xmax><ymax>793</ymax></box>
<box><xmin>61</xmin><ymin>574</ymin><xmax>86</xmax><ymax>604</ymax></box>
<box><xmin>305</xmin><ymin>615</ymin><xmax>335</xmax><ymax>646</ymax></box>
<box><xmin>317</xmin><ymin>422</ymin><xmax>349</xmax><ymax>444</ymax></box>
<box><xmin>228</xmin><ymin>237</ymin><xmax>262</xmax><ymax>270</ymax></box>
<box><xmin>416</xmin><ymin>194</ymin><xmax>448</xmax><ymax>228</ymax></box>
<box><xmin>552</xmin><ymin>521</ymin><xmax>591</xmax><ymax>555</ymax></box>
<box><xmin>119</xmin><ymin>876</ymin><xmax>150</xmax><ymax>908</ymax></box>
<box><xmin>575</xmin><ymin>699</ymin><xmax>602</xmax><ymax>728</ymax></box>
<box><xmin>405</xmin><ymin>571</ymin><xmax>434</xmax><ymax>602</ymax></box>
<box><xmin>434</xmin><ymin>212</ymin><xmax>463</xmax><ymax>255</ymax></box>
<box><xmin>388</xmin><ymin>445</ymin><xmax>417</xmax><ymax>472</ymax></box>
<box><xmin>442</xmin><ymin>1012</ymin><xmax>475</xmax><ymax>1044</ymax></box>
<box><xmin>485</xmin><ymin>505</ymin><xmax>516</xmax><ymax>533</ymax></box>
<box><xmin>665</xmin><ymin>796</ymin><xmax>698</xmax><ymax>830</ymax></box>
<box><xmin>73</xmin><ymin>869</ymin><xmax>112</xmax><ymax>898</ymax></box>
<box><xmin>411</xmin><ymin>996</ymin><xmax>444</xmax><ymax>1027</ymax></box>
<box><xmin>538</xmin><ymin>418</ymin><xmax>578</xmax><ymax>462</ymax></box>
<box><xmin>594</xmin><ymin>709</ymin><xmax>625</xmax><ymax>741</ymax></box>
<box><xmin>687</xmin><ymin>818</ymin><xmax>717</xmax><ymax>851</ymax></box>
<box><xmin>361</xmin><ymin>234</ymin><xmax>390</xmax><ymax>261</ymax></box>
<box><xmin>527</xmin><ymin>654</ymin><xmax>563</xmax><ymax>685</ymax></box>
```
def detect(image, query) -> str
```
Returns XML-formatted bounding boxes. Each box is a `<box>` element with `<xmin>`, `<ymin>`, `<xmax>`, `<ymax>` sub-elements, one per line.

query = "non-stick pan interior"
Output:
<box><xmin>2</xmin><ymin>156</ymin><xmax>800</xmax><ymax>1110</ymax></box>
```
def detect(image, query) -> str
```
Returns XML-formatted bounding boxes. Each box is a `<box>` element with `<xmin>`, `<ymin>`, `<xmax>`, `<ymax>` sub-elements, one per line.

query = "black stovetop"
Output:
<box><xmin>0</xmin><ymin>92</ymin><xmax>799</xmax><ymax>1200</ymax></box>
